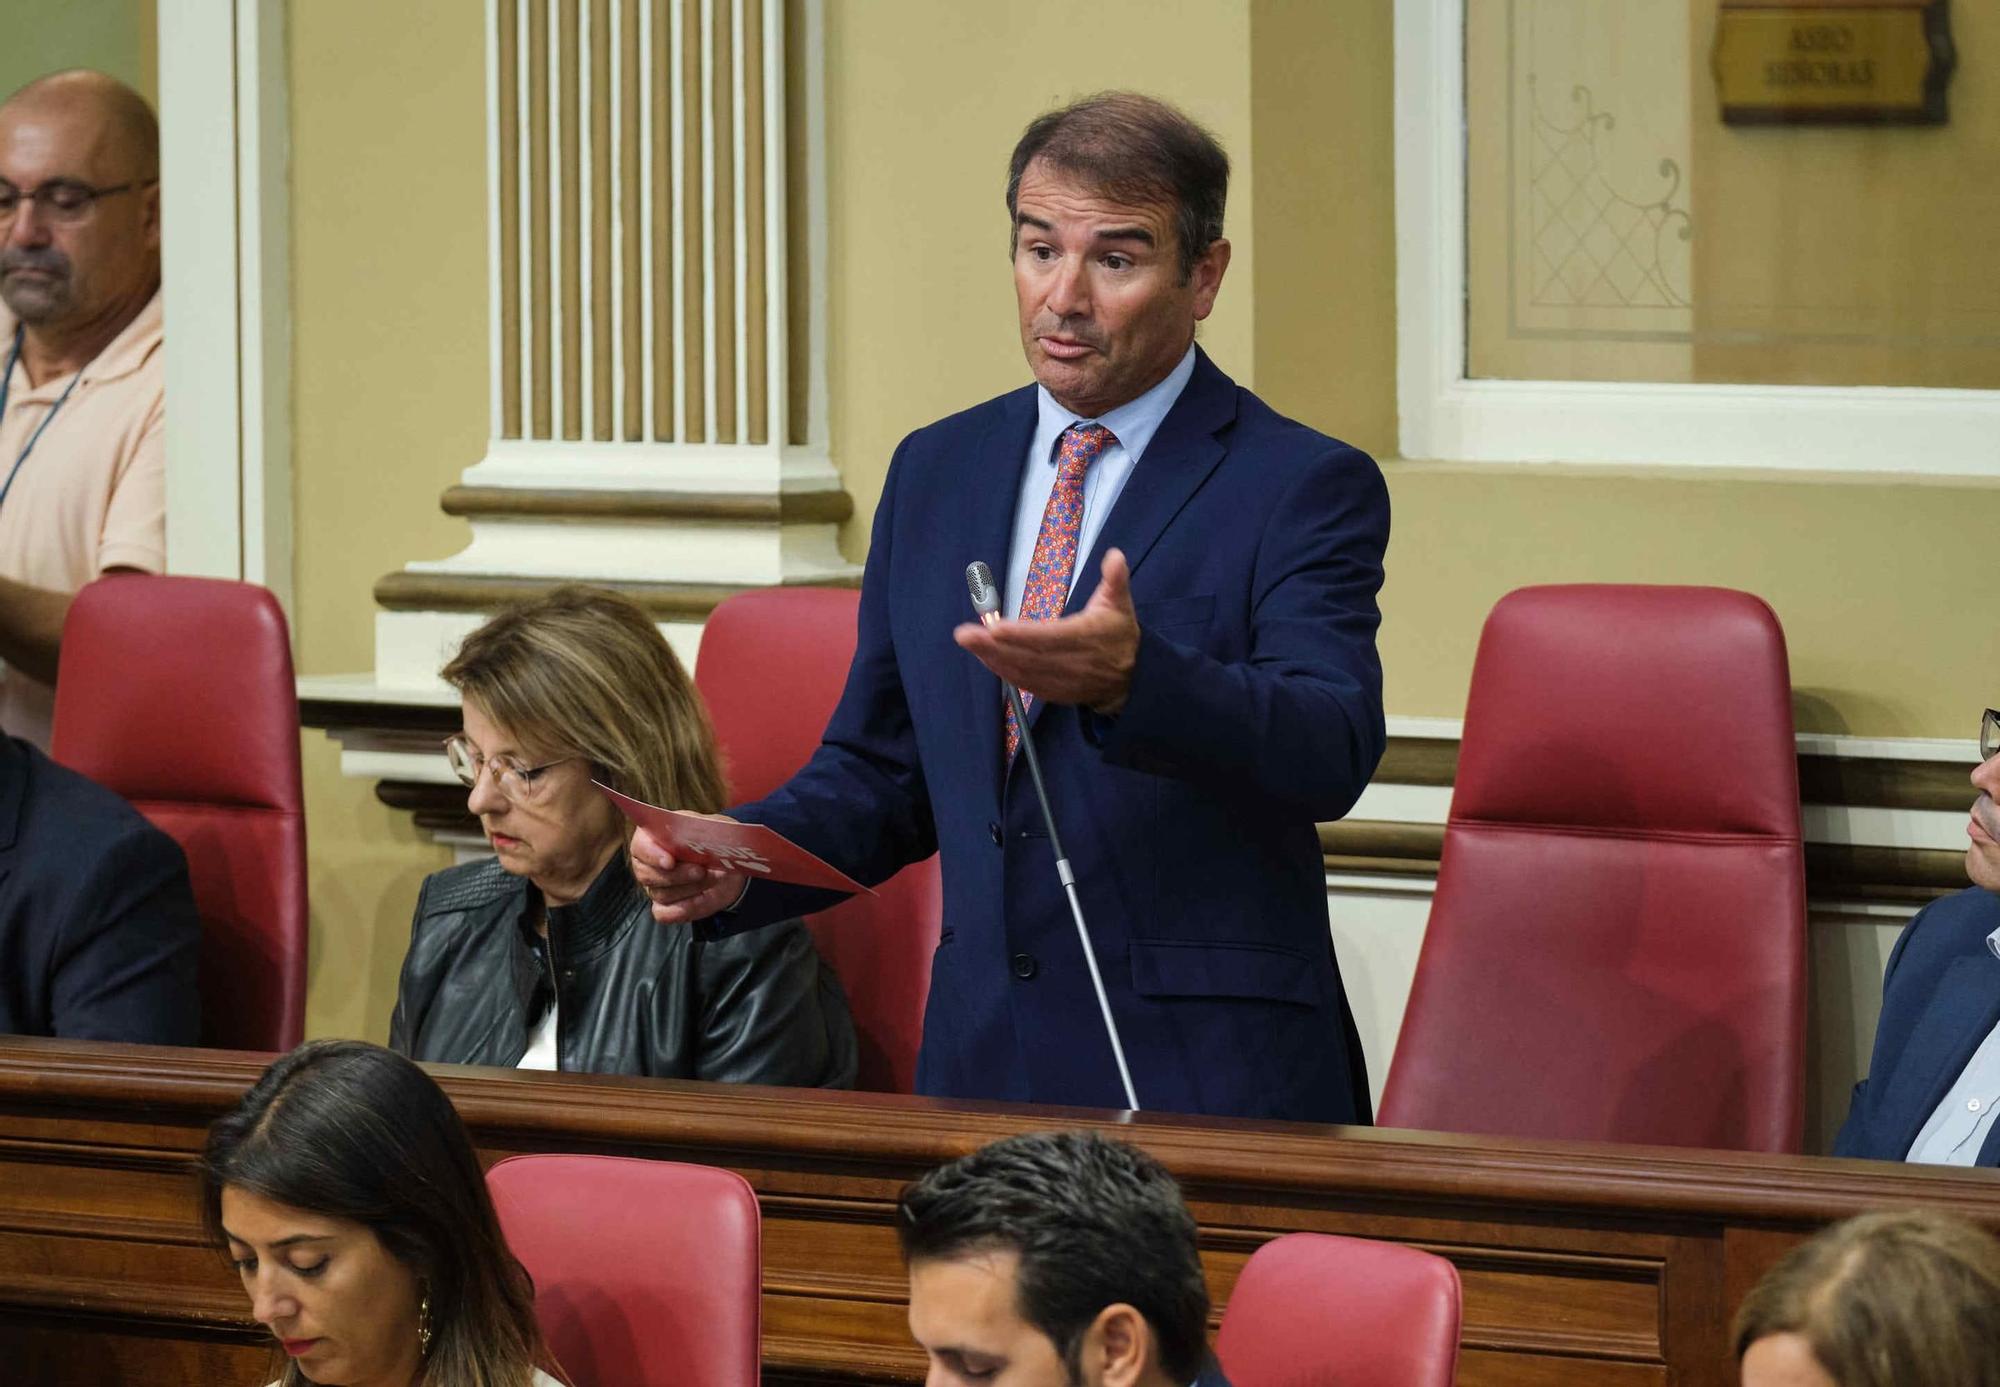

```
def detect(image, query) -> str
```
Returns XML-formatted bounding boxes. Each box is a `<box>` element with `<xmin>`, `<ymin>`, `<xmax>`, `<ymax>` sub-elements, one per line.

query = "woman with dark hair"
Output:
<box><xmin>200</xmin><ymin>1039</ymin><xmax>564</xmax><ymax>1387</ymax></box>
<box><xmin>389</xmin><ymin>584</ymin><xmax>856</xmax><ymax>1084</ymax></box>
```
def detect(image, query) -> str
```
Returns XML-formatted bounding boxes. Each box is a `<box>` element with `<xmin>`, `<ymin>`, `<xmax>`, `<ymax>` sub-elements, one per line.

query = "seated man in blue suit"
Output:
<box><xmin>898</xmin><ymin>1130</ymin><xmax>1233</xmax><ymax>1387</ymax></box>
<box><xmin>0</xmin><ymin>734</ymin><xmax>198</xmax><ymax>1041</ymax></box>
<box><xmin>636</xmin><ymin>92</ymin><xmax>1387</xmax><ymax>1122</ymax></box>
<box><xmin>1837</xmin><ymin>707</ymin><xmax>2000</xmax><ymax>1165</ymax></box>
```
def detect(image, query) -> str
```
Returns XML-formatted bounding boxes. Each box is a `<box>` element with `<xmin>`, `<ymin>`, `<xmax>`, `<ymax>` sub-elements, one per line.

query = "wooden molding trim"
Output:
<box><xmin>1374</xmin><ymin>738</ymin><xmax>1975</xmax><ymax>812</ymax></box>
<box><xmin>10</xmin><ymin>1037</ymin><xmax>2000</xmax><ymax>1386</ymax></box>
<box><xmin>1797</xmin><ymin>755</ymin><xmax>1975</xmax><ymax>812</ymax></box>
<box><xmin>371</xmin><ymin>780</ymin><xmax>483</xmax><ymax>836</ymax></box>
<box><xmin>1373</xmin><ymin>736</ymin><xmax>1461</xmax><ymax>786</ymax></box>
<box><xmin>1319</xmin><ymin>821</ymin><xmax>1964</xmax><ymax>902</ymax></box>
<box><xmin>438</xmin><ymin>484</ymin><xmax>853</xmax><ymax>525</ymax></box>
<box><xmin>372</xmin><ymin>571</ymin><xmax>858</xmax><ymax>618</ymax></box>
<box><xmin>361</xmin><ymin>791</ymin><xmax>1963</xmax><ymax>902</ymax></box>
<box><xmin>297</xmin><ymin>700</ymin><xmax>459</xmax><ymax>735</ymax></box>
<box><xmin>5</xmin><ymin>1038</ymin><xmax>1999</xmax><ymax>1233</ymax></box>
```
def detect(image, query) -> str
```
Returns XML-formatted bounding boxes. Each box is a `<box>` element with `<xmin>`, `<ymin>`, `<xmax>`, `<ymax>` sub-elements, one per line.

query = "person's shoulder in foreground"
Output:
<box><xmin>1837</xmin><ymin>707</ymin><xmax>2000</xmax><ymax>1165</ymax></box>
<box><xmin>898</xmin><ymin>1129</ymin><xmax>1231</xmax><ymax>1387</ymax></box>
<box><xmin>0</xmin><ymin>733</ymin><xmax>198</xmax><ymax>1042</ymax></box>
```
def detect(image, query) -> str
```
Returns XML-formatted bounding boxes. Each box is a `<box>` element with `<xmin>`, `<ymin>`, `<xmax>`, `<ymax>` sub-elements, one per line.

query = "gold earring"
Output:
<box><xmin>418</xmin><ymin>1290</ymin><xmax>433</xmax><ymax>1355</ymax></box>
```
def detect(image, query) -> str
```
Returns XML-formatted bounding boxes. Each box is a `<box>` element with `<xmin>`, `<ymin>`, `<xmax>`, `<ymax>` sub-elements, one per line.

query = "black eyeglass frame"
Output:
<box><xmin>1981</xmin><ymin>708</ymin><xmax>2000</xmax><ymax>764</ymax></box>
<box><xmin>0</xmin><ymin>177</ymin><xmax>158</xmax><ymax>220</ymax></box>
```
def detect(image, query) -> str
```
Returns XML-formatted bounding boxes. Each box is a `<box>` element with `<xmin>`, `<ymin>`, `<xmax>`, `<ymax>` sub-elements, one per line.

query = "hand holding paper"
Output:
<box><xmin>604</xmin><ymin>784</ymin><xmax>871</xmax><ymax>925</ymax></box>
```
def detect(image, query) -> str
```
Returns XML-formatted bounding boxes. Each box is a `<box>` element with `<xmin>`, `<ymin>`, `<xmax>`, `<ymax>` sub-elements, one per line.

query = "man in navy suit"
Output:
<box><xmin>636</xmin><ymin>92</ymin><xmax>1387</xmax><ymax>1122</ymax></box>
<box><xmin>898</xmin><ymin>1130</ymin><xmax>1235</xmax><ymax>1387</ymax></box>
<box><xmin>1836</xmin><ymin>707</ymin><xmax>2000</xmax><ymax>1165</ymax></box>
<box><xmin>0</xmin><ymin>734</ymin><xmax>198</xmax><ymax>1041</ymax></box>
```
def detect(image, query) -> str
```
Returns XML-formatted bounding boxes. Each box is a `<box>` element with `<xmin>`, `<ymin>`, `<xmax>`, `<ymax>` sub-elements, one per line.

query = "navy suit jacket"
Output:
<box><xmin>707</xmin><ymin>349</ymin><xmax>1389</xmax><ymax>1122</ymax></box>
<box><xmin>0</xmin><ymin>736</ymin><xmax>199</xmax><ymax>1042</ymax></box>
<box><xmin>1835</xmin><ymin>885</ymin><xmax>2000</xmax><ymax>1166</ymax></box>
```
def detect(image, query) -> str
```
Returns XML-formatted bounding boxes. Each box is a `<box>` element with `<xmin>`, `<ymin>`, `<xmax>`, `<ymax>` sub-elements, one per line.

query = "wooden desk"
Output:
<box><xmin>3</xmin><ymin>1038</ymin><xmax>1997</xmax><ymax>1386</ymax></box>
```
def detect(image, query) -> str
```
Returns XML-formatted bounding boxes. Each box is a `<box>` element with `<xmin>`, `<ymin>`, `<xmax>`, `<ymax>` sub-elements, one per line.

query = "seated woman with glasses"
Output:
<box><xmin>389</xmin><ymin>585</ymin><xmax>857</xmax><ymax>1085</ymax></box>
<box><xmin>202</xmin><ymin>1039</ymin><xmax>566</xmax><ymax>1387</ymax></box>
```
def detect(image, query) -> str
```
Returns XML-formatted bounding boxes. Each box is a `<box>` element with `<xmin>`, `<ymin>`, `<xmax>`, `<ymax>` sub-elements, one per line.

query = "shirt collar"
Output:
<box><xmin>519</xmin><ymin>851</ymin><xmax>645</xmax><ymax>959</ymax></box>
<box><xmin>1031</xmin><ymin>343</ymin><xmax>1197</xmax><ymax>467</ymax></box>
<box><xmin>0</xmin><ymin>288</ymin><xmax>162</xmax><ymax>402</ymax></box>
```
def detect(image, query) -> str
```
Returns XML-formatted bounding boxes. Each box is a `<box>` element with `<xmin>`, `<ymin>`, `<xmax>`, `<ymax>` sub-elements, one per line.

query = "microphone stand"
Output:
<box><xmin>988</xmin><ymin>631</ymin><xmax>1143</xmax><ymax>1112</ymax></box>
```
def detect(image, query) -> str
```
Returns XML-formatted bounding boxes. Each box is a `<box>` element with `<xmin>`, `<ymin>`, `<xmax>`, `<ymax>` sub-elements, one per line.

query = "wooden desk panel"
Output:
<box><xmin>3</xmin><ymin>1038</ymin><xmax>1998</xmax><ymax>1387</ymax></box>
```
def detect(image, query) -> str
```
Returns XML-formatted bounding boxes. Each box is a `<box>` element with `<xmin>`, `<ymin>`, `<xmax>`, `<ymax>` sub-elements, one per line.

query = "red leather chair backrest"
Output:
<box><xmin>1379</xmin><ymin>585</ymin><xmax>1806</xmax><ymax>1153</ymax></box>
<box><xmin>50</xmin><ymin>574</ymin><xmax>307</xmax><ymax>1052</ymax></box>
<box><xmin>487</xmin><ymin>1154</ymin><xmax>759</xmax><ymax>1387</ymax></box>
<box><xmin>1216</xmin><ymin>1232</ymin><xmax>1462</xmax><ymax>1387</ymax></box>
<box><xmin>695</xmin><ymin>586</ymin><xmax>939</xmax><ymax>1094</ymax></box>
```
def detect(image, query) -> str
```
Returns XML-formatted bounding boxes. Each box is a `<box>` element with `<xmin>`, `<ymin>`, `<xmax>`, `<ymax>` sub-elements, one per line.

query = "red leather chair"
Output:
<box><xmin>487</xmin><ymin>1154</ymin><xmax>759</xmax><ymax>1387</ymax></box>
<box><xmin>50</xmin><ymin>575</ymin><xmax>307</xmax><ymax>1052</ymax></box>
<box><xmin>695</xmin><ymin>586</ymin><xmax>940</xmax><ymax>1094</ymax></box>
<box><xmin>1379</xmin><ymin>585</ymin><xmax>1806</xmax><ymax>1153</ymax></box>
<box><xmin>1217</xmin><ymin>1233</ymin><xmax>1462</xmax><ymax>1387</ymax></box>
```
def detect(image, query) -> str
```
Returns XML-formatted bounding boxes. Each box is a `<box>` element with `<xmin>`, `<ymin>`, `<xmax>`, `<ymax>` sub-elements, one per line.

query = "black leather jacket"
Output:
<box><xmin>389</xmin><ymin>855</ymin><xmax>857</xmax><ymax>1086</ymax></box>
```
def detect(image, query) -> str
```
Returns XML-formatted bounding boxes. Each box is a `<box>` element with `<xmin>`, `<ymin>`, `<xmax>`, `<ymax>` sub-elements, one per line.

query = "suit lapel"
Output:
<box><xmin>1065</xmin><ymin>347</ymin><xmax>1235</xmax><ymax>615</ymax></box>
<box><xmin>963</xmin><ymin>388</ymin><xmax>1039</xmax><ymax>795</ymax></box>
<box><xmin>1013</xmin><ymin>350</ymin><xmax>1234</xmax><ymax>748</ymax></box>
<box><xmin>1882</xmin><ymin>953</ymin><xmax>2000</xmax><ymax>1159</ymax></box>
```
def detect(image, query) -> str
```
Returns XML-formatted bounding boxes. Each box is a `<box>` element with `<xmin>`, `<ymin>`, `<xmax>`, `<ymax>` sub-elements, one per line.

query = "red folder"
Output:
<box><xmin>596</xmin><ymin>784</ymin><xmax>872</xmax><ymax>896</ymax></box>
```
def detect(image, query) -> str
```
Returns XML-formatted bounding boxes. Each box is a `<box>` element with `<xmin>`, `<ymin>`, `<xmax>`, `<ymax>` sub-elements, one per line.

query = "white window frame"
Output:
<box><xmin>156</xmin><ymin>0</ymin><xmax>292</xmax><ymax>607</ymax></box>
<box><xmin>1393</xmin><ymin>0</ymin><xmax>2000</xmax><ymax>477</ymax></box>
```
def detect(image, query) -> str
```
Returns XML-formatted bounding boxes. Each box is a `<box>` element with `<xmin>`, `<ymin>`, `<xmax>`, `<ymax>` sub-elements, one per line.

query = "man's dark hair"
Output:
<box><xmin>1005</xmin><ymin>91</ymin><xmax>1229</xmax><ymax>282</ymax></box>
<box><xmin>896</xmin><ymin>1130</ymin><xmax>1211</xmax><ymax>1382</ymax></box>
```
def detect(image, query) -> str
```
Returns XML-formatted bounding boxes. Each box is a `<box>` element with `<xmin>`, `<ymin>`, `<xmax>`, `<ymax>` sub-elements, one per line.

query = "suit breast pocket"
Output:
<box><xmin>1135</xmin><ymin>593</ymin><xmax>1215</xmax><ymax>636</ymax></box>
<box><xmin>1128</xmin><ymin>937</ymin><xmax>1322</xmax><ymax>1009</ymax></box>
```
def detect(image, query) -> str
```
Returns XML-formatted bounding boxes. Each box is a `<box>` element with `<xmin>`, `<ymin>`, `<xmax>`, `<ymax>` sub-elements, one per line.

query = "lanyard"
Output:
<box><xmin>0</xmin><ymin>325</ymin><xmax>88</xmax><ymax>515</ymax></box>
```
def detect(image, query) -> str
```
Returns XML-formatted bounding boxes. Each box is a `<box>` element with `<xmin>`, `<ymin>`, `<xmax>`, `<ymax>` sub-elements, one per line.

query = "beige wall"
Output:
<box><xmin>288</xmin><ymin>0</ymin><xmax>485</xmax><ymax>1040</ymax></box>
<box><xmin>0</xmin><ymin>0</ymin><xmax>153</xmax><ymax>107</ymax></box>
<box><xmin>283</xmin><ymin>1</ymin><xmax>1993</xmax><ymax>1043</ymax></box>
<box><xmin>1246</xmin><ymin>1</ymin><xmax>1999</xmax><ymax>738</ymax></box>
<box><xmin>1690</xmin><ymin>0</ymin><xmax>2000</xmax><ymax>389</ymax></box>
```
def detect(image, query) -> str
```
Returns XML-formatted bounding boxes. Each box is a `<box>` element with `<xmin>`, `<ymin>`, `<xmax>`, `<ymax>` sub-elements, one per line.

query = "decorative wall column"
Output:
<box><xmin>303</xmin><ymin>0</ymin><xmax>846</xmax><ymax>840</ymax></box>
<box><xmin>377</xmin><ymin>0</ymin><xmax>846</xmax><ymax>683</ymax></box>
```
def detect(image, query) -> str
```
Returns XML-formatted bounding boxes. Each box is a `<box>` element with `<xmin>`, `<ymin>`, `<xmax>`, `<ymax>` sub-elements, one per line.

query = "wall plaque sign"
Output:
<box><xmin>1712</xmin><ymin>0</ymin><xmax>1955</xmax><ymax>124</ymax></box>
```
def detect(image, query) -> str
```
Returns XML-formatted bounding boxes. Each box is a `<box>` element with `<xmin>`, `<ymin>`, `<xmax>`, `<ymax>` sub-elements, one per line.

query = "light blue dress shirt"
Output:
<box><xmin>1907</xmin><ymin>923</ymin><xmax>2000</xmax><ymax>1165</ymax></box>
<box><xmin>1001</xmin><ymin>345</ymin><xmax>1198</xmax><ymax>619</ymax></box>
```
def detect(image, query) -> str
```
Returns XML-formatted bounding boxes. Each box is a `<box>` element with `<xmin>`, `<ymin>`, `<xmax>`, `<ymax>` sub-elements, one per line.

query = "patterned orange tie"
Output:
<box><xmin>1006</xmin><ymin>422</ymin><xmax>1115</xmax><ymax>759</ymax></box>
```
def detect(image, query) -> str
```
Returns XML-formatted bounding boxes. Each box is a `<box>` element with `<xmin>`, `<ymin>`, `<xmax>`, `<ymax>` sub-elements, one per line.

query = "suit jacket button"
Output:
<box><xmin>1010</xmin><ymin>952</ymin><xmax>1037</xmax><ymax>980</ymax></box>
<box><xmin>988</xmin><ymin>820</ymin><xmax>1004</xmax><ymax>846</ymax></box>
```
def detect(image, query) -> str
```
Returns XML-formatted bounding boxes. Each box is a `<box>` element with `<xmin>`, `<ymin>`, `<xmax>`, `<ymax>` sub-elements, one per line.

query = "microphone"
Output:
<box><xmin>966</xmin><ymin>560</ymin><xmax>1001</xmax><ymax>623</ymax></box>
<box><xmin>962</xmin><ymin>561</ymin><xmax>1141</xmax><ymax>1111</ymax></box>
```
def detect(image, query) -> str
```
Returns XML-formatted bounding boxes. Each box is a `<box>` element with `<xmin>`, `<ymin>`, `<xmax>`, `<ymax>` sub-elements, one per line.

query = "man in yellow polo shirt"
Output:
<box><xmin>0</xmin><ymin>70</ymin><xmax>162</xmax><ymax>749</ymax></box>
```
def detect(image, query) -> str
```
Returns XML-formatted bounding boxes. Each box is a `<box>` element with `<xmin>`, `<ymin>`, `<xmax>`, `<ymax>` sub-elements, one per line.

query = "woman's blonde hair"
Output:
<box><xmin>442</xmin><ymin>584</ymin><xmax>729</xmax><ymax>814</ymax></box>
<box><xmin>1732</xmin><ymin>1208</ymin><xmax>2000</xmax><ymax>1387</ymax></box>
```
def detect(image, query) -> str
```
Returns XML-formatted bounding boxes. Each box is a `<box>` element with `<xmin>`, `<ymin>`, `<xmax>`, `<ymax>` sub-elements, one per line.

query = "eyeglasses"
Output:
<box><xmin>441</xmin><ymin>733</ymin><xmax>579</xmax><ymax>804</ymax></box>
<box><xmin>1983</xmin><ymin>709</ymin><xmax>2000</xmax><ymax>763</ymax></box>
<box><xmin>0</xmin><ymin>177</ymin><xmax>157</xmax><ymax>226</ymax></box>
